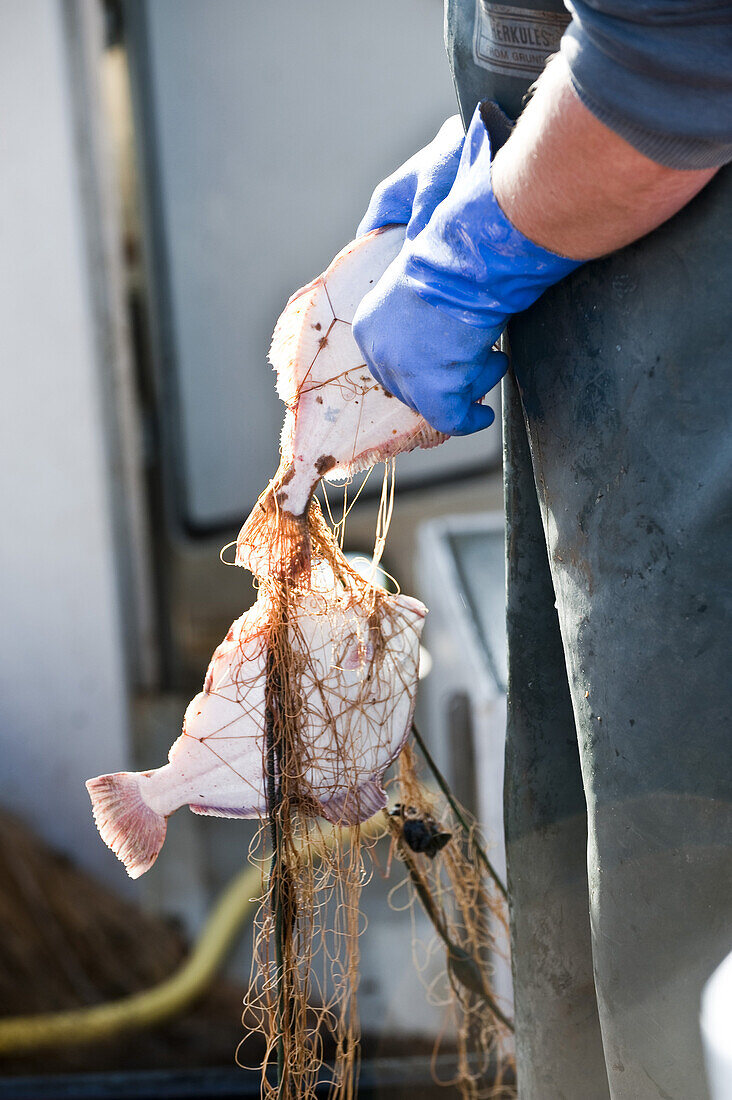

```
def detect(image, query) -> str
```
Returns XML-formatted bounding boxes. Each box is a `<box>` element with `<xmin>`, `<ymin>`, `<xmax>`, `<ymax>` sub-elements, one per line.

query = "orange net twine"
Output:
<box><xmin>232</xmin><ymin>486</ymin><xmax>514</xmax><ymax>1099</ymax></box>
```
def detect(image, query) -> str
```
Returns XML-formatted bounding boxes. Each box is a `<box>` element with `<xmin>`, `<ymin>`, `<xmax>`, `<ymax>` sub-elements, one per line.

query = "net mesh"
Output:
<box><xmin>387</xmin><ymin>746</ymin><xmax>514</xmax><ymax>1098</ymax></box>
<box><xmin>234</xmin><ymin>497</ymin><xmax>418</xmax><ymax>1098</ymax></box>
<box><xmin>232</xmin><ymin>479</ymin><xmax>513</xmax><ymax>1098</ymax></box>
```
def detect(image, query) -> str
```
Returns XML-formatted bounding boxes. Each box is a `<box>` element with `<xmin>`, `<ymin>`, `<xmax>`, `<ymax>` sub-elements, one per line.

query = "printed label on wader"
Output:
<box><xmin>473</xmin><ymin>2</ymin><xmax>570</xmax><ymax>80</ymax></box>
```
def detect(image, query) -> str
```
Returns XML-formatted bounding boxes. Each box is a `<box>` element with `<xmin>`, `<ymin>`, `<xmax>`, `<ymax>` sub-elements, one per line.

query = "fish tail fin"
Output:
<box><xmin>236</xmin><ymin>480</ymin><xmax>311</xmax><ymax>580</ymax></box>
<box><xmin>86</xmin><ymin>772</ymin><xmax>166</xmax><ymax>879</ymax></box>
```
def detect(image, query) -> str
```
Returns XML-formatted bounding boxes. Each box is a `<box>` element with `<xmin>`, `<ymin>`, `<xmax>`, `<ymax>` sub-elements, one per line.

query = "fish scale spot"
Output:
<box><xmin>315</xmin><ymin>454</ymin><xmax>337</xmax><ymax>475</ymax></box>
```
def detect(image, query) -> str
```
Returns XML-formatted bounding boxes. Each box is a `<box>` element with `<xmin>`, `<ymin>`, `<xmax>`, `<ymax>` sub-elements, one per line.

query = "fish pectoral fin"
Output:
<box><xmin>318</xmin><ymin>778</ymin><xmax>387</xmax><ymax>827</ymax></box>
<box><xmin>86</xmin><ymin>772</ymin><xmax>167</xmax><ymax>879</ymax></box>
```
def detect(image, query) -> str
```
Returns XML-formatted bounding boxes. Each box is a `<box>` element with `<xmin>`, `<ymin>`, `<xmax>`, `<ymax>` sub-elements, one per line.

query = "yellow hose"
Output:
<box><xmin>0</xmin><ymin>816</ymin><xmax>385</xmax><ymax>1055</ymax></box>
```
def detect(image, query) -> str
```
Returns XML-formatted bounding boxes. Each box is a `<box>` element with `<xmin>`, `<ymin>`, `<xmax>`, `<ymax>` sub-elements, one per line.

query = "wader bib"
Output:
<box><xmin>445</xmin><ymin>3</ymin><xmax>732</xmax><ymax>1097</ymax></box>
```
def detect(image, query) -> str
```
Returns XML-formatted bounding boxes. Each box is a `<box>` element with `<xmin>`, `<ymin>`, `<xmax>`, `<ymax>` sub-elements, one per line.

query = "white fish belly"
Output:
<box><xmin>142</xmin><ymin>688</ymin><xmax>268</xmax><ymax>819</ymax></box>
<box><xmin>291</xmin><ymin>585</ymin><xmax>426</xmax><ymax>811</ymax></box>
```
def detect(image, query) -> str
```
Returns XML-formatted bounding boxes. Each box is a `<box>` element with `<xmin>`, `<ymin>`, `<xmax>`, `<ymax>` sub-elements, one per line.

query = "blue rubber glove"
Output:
<box><xmin>353</xmin><ymin>102</ymin><xmax>583</xmax><ymax>436</ymax></box>
<box><xmin>357</xmin><ymin>115</ymin><xmax>465</xmax><ymax>241</ymax></box>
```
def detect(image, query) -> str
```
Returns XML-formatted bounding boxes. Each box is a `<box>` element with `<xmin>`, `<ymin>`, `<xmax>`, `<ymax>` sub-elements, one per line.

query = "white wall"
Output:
<box><xmin>129</xmin><ymin>0</ymin><xmax>499</xmax><ymax>530</ymax></box>
<box><xmin>0</xmin><ymin>0</ymin><xmax>133</xmax><ymax>887</ymax></box>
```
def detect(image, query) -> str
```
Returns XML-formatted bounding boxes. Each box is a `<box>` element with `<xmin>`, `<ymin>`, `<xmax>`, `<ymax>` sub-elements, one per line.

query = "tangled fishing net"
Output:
<box><xmin>232</xmin><ymin>479</ymin><xmax>513</xmax><ymax>1099</ymax></box>
<box><xmin>86</xmin><ymin>225</ymin><xmax>514</xmax><ymax>1097</ymax></box>
<box><xmin>221</xmin><ymin>224</ymin><xmax>514</xmax><ymax>1097</ymax></box>
<box><xmin>388</xmin><ymin>745</ymin><xmax>515</xmax><ymax>1099</ymax></box>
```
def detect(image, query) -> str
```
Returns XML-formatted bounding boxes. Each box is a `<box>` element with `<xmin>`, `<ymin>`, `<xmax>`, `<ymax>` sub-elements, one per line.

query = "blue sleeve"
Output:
<box><xmin>561</xmin><ymin>0</ymin><xmax>732</xmax><ymax>168</ymax></box>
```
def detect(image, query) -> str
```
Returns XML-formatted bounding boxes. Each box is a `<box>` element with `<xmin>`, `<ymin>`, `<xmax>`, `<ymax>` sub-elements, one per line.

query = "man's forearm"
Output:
<box><xmin>491</xmin><ymin>57</ymin><xmax>717</xmax><ymax>262</ymax></box>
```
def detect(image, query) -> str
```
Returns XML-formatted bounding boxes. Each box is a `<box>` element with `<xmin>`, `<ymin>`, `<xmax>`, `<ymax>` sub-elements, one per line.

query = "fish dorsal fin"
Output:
<box><xmin>269</xmin><ymin>279</ymin><xmax>333</xmax><ymax>406</ymax></box>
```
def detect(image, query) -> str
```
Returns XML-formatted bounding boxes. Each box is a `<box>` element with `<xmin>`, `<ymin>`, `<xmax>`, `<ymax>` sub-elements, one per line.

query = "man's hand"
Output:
<box><xmin>357</xmin><ymin>115</ymin><xmax>465</xmax><ymax>240</ymax></box>
<box><xmin>353</xmin><ymin>56</ymin><xmax>717</xmax><ymax>438</ymax></box>
<box><xmin>353</xmin><ymin>263</ymin><xmax>509</xmax><ymax>436</ymax></box>
<box><xmin>353</xmin><ymin>104</ymin><xmax>578</xmax><ymax>435</ymax></box>
<box><xmin>354</xmin><ymin>111</ymin><xmax>511</xmax><ymax>435</ymax></box>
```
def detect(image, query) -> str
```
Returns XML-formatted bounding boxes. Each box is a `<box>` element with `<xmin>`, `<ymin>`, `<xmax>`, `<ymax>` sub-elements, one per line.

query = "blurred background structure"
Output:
<box><xmin>0</xmin><ymin>0</ymin><xmax>509</xmax><ymax>1092</ymax></box>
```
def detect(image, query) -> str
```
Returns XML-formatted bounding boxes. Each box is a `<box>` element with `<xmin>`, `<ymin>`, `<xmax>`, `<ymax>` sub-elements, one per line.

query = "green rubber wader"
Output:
<box><xmin>445</xmin><ymin>3</ymin><xmax>732</xmax><ymax>1097</ymax></box>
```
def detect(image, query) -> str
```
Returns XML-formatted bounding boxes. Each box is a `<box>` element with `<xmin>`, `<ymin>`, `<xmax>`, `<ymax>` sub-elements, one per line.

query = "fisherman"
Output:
<box><xmin>352</xmin><ymin>3</ymin><xmax>732</xmax><ymax>1097</ymax></box>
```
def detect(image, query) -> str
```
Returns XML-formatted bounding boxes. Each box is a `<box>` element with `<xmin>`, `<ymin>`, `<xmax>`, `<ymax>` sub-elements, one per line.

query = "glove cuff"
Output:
<box><xmin>403</xmin><ymin>102</ymin><xmax>582</xmax><ymax>330</ymax></box>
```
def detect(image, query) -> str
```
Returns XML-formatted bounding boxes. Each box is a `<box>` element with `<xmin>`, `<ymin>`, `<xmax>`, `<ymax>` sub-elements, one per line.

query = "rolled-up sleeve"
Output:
<box><xmin>561</xmin><ymin>0</ymin><xmax>732</xmax><ymax>168</ymax></box>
